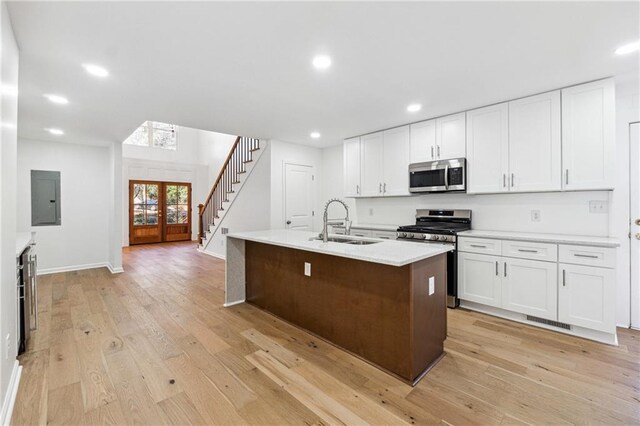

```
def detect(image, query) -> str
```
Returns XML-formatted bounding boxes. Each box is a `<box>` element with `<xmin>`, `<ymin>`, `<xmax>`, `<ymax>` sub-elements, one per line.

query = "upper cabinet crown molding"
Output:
<box><xmin>561</xmin><ymin>78</ymin><xmax>615</xmax><ymax>191</ymax></box>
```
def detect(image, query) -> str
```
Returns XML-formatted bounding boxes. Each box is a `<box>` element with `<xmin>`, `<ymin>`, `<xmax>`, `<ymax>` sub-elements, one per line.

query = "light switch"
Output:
<box><xmin>304</xmin><ymin>262</ymin><xmax>311</xmax><ymax>277</ymax></box>
<box><xmin>428</xmin><ymin>277</ymin><xmax>435</xmax><ymax>296</ymax></box>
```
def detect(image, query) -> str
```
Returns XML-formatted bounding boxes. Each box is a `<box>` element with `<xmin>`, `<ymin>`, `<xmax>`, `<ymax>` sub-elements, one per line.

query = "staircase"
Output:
<box><xmin>198</xmin><ymin>136</ymin><xmax>262</xmax><ymax>248</ymax></box>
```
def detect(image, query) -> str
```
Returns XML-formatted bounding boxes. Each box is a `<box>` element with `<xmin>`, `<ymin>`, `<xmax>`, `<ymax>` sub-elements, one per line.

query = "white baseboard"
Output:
<box><xmin>223</xmin><ymin>299</ymin><xmax>245</xmax><ymax>308</ymax></box>
<box><xmin>0</xmin><ymin>361</ymin><xmax>22</xmax><ymax>426</ymax></box>
<box><xmin>38</xmin><ymin>262</ymin><xmax>124</xmax><ymax>275</ymax></box>
<box><xmin>199</xmin><ymin>249</ymin><xmax>226</xmax><ymax>260</ymax></box>
<box><xmin>107</xmin><ymin>263</ymin><xmax>124</xmax><ymax>274</ymax></box>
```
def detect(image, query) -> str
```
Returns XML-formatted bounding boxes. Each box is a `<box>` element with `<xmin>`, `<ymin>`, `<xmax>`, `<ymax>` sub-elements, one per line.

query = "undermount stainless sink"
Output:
<box><xmin>310</xmin><ymin>236</ymin><xmax>381</xmax><ymax>245</ymax></box>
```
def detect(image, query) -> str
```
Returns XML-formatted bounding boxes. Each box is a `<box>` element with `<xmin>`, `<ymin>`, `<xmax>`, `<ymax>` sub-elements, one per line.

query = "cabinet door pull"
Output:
<box><xmin>470</xmin><ymin>244</ymin><xmax>487</xmax><ymax>248</ymax></box>
<box><xmin>431</xmin><ymin>146</ymin><xmax>434</xmax><ymax>159</ymax></box>
<box><xmin>565</xmin><ymin>169</ymin><xmax>569</xmax><ymax>185</ymax></box>
<box><xmin>495</xmin><ymin>261</ymin><xmax>499</xmax><ymax>276</ymax></box>
<box><xmin>503</xmin><ymin>174</ymin><xmax>506</xmax><ymax>188</ymax></box>
<box><xmin>383</xmin><ymin>183</ymin><xmax>386</xmax><ymax>193</ymax></box>
<box><xmin>511</xmin><ymin>173</ymin><xmax>515</xmax><ymax>187</ymax></box>
<box><xmin>504</xmin><ymin>262</ymin><xmax>507</xmax><ymax>277</ymax></box>
<box><xmin>517</xmin><ymin>249</ymin><xmax>538</xmax><ymax>253</ymax></box>
<box><xmin>356</xmin><ymin>184</ymin><xmax>360</xmax><ymax>195</ymax></box>
<box><xmin>562</xmin><ymin>269</ymin><xmax>566</xmax><ymax>286</ymax></box>
<box><xmin>437</xmin><ymin>145</ymin><xmax>441</xmax><ymax>158</ymax></box>
<box><xmin>379</xmin><ymin>183</ymin><xmax>382</xmax><ymax>193</ymax></box>
<box><xmin>574</xmin><ymin>253</ymin><xmax>599</xmax><ymax>259</ymax></box>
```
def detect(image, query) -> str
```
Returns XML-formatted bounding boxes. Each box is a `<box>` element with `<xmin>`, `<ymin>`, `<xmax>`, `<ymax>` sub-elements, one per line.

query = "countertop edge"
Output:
<box><xmin>227</xmin><ymin>233</ymin><xmax>452</xmax><ymax>267</ymax></box>
<box><xmin>458</xmin><ymin>230</ymin><xmax>620</xmax><ymax>248</ymax></box>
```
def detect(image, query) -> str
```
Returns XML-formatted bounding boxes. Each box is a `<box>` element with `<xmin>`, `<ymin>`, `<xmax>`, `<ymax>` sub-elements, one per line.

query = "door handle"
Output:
<box><xmin>286</xmin><ymin>220</ymin><xmax>291</xmax><ymax>225</ymax></box>
<box><xmin>635</xmin><ymin>218</ymin><xmax>640</xmax><ymax>226</ymax></box>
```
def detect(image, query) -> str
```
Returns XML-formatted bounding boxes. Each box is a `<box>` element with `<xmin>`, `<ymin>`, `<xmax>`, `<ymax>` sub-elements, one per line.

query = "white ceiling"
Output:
<box><xmin>7</xmin><ymin>1</ymin><xmax>640</xmax><ymax>148</ymax></box>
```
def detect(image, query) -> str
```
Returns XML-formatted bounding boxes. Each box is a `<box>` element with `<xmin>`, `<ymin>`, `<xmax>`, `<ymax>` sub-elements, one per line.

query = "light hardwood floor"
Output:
<box><xmin>12</xmin><ymin>241</ymin><xmax>640</xmax><ymax>425</ymax></box>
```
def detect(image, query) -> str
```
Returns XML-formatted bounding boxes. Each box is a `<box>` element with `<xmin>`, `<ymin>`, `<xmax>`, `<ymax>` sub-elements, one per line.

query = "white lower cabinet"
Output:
<box><xmin>458</xmin><ymin>252</ymin><xmax>502</xmax><ymax>308</ymax></box>
<box><xmin>558</xmin><ymin>263</ymin><xmax>616</xmax><ymax>333</ymax></box>
<box><xmin>503</xmin><ymin>258</ymin><xmax>557</xmax><ymax>321</ymax></box>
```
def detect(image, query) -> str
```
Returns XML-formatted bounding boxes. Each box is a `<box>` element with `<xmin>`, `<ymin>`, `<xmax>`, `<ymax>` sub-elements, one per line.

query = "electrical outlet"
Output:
<box><xmin>589</xmin><ymin>200</ymin><xmax>608</xmax><ymax>214</ymax></box>
<box><xmin>304</xmin><ymin>262</ymin><xmax>311</xmax><ymax>277</ymax></box>
<box><xmin>428</xmin><ymin>277</ymin><xmax>435</xmax><ymax>296</ymax></box>
<box><xmin>369</xmin><ymin>208</ymin><xmax>374</xmax><ymax>216</ymax></box>
<box><xmin>531</xmin><ymin>210</ymin><xmax>541</xmax><ymax>222</ymax></box>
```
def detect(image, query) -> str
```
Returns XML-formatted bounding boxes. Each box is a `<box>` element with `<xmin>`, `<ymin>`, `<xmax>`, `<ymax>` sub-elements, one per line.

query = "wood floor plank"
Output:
<box><xmin>48</xmin><ymin>328</ymin><xmax>80</xmax><ymax>390</ymax></box>
<box><xmin>47</xmin><ymin>382</ymin><xmax>85</xmax><ymax>425</ymax></box>
<box><xmin>12</xmin><ymin>349</ymin><xmax>49</xmax><ymax>426</ymax></box>
<box><xmin>76</xmin><ymin>334</ymin><xmax>118</xmax><ymax>412</ymax></box>
<box><xmin>157</xmin><ymin>392</ymin><xmax>208</xmax><ymax>425</ymax></box>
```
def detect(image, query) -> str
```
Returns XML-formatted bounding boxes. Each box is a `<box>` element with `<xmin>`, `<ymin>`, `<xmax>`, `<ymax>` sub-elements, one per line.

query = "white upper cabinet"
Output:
<box><xmin>343</xmin><ymin>137</ymin><xmax>361</xmax><ymax>197</ymax></box>
<box><xmin>360</xmin><ymin>132</ymin><xmax>384</xmax><ymax>197</ymax></box>
<box><xmin>382</xmin><ymin>125</ymin><xmax>411</xmax><ymax>196</ymax></box>
<box><xmin>466</xmin><ymin>103</ymin><xmax>509</xmax><ymax>194</ymax></box>
<box><xmin>436</xmin><ymin>112</ymin><xmax>466</xmax><ymax>159</ymax></box>
<box><xmin>409</xmin><ymin>120</ymin><xmax>436</xmax><ymax>163</ymax></box>
<box><xmin>561</xmin><ymin>79</ymin><xmax>615</xmax><ymax>191</ymax></box>
<box><xmin>508</xmin><ymin>91</ymin><xmax>561</xmax><ymax>192</ymax></box>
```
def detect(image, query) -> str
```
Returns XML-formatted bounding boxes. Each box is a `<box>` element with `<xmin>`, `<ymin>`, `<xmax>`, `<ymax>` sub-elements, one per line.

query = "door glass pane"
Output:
<box><xmin>178</xmin><ymin>205</ymin><xmax>188</xmax><ymax>223</ymax></box>
<box><xmin>147</xmin><ymin>184</ymin><xmax>158</xmax><ymax>202</ymax></box>
<box><xmin>146</xmin><ymin>204</ymin><xmax>158</xmax><ymax>225</ymax></box>
<box><xmin>166</xmin><ymin>185</ymin><xmax>177</xmax><ymax>204</ymax></box>
<box><xmin>133</xmin><ymin>205</ymin><xmax>144</xmax><ymax>225</ymax></box>
<box><xmin>178</xmin><ymin>186</ymin><xmax>188</xmax><ymax>204</ymax></box>
<box><xmin>133</xmin><ymin>184</ymin><xmax>145</xmax><ymax>204</ymax></box>
<box><xmin>166</xmin><ymin>205</ymin><xmax>177</xmax><ymax>224</ymax></box>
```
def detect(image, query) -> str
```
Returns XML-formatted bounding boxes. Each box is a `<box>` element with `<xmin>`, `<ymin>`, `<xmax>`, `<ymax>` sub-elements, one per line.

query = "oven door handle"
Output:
<box><xmin>444</xmin><ymin>165</ymin><xmax>449</xmax><ymax>190</ymax></box>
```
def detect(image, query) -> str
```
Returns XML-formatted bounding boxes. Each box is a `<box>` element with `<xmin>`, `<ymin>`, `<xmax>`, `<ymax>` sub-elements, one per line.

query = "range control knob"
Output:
<box><xmin>417</xmin><ymin>234</ymin><xmax>426</xmax><ymax>240</ymax></box>
<box><xmin>438</xmin><ymin>235</ymin><xmax>447</xmax><ymax>241</ymax></box>
<box><xmin>430</xmin><ymin>235</ymin><xmax>438</xmax><ymax>241</ymax></box>
<box><xmin>397</xmin><ymin>232</ymin><xmax>405</xmax><ymax>238</ymax></box>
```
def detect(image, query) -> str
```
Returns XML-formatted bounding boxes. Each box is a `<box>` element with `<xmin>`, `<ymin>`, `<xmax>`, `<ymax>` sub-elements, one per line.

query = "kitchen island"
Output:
<box><xmin>225</xmin><ymin>229</ymin><xmax>452</xmax><ymax>384</ymax></box>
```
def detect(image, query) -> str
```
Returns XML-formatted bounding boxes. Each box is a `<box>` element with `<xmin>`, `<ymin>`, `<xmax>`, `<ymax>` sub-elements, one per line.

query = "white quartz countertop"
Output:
<box><xmin>227</xmin><ymin>229</ymin><xmax>452</xmax><ymax>267</ymax></box>
<box><xmin>458</xmin><ymin>230</ymin><xmax>620</xmax><ymax>248</ymax></box>
<box><xmin>331</xmin><ymin>223</ymin><xmax>399</xmax><ymax>232</ymax></box>
<box><xmin>16</xmin><ymin>232</ymin><xmax>33</xmax><ymax>257</ymax></box>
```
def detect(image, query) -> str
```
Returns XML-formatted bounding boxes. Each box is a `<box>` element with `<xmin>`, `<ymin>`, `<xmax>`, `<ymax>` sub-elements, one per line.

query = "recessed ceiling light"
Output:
<box><xmin>310</xmin><ymin>132</ymin><xmax>321</xmax><ymax>139</ymax></box>
<box><xmin>45</xmin><ymin>128</ymin><xmax>64</xmax><ymax>135</ymax></box>
<box><xmin>82</xmin><ymin>63</ymin><xmax>109</xmax><ymax>77</ymax></box>
<box><xmin>312</xmin><ymin>55</ymin><xmax>332</xmax><ymax>70</ymax></box>
<box><xmin>407</xmin><ymin>103</ymin><xmax>422</xmax><ymax>113</ymax></box>
<box><xmin>44</xmin><ymin>94</ymin><xmax>69</xmax><ymax>104</ymax></box>
<box><xmin>615</xmin><ymin>40</ymin><xmax>640</xmax><ymax>55</ymax></box>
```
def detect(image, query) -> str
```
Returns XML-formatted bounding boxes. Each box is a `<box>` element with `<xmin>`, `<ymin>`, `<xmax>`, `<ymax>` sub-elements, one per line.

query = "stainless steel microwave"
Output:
<box><xmin>409</xmin><ymin>158</ymin><xmax>466</xmax><ymax>193</ymax></box>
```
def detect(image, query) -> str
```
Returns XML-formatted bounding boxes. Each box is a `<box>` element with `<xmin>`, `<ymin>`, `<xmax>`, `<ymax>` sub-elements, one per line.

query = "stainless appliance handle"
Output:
<box><xmin>31</xmin><ymin>254</ymin><xmax>38</xmax><ymax>329</ymax></box>
<box><xmin>444</xmin><ymin>165</ymin><xmax>449</xmax><ymax>190</ymax></box>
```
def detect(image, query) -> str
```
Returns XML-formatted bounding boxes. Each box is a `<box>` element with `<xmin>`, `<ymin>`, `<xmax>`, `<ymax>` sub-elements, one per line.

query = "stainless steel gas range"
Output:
<box><xmin>397</xmin><ymin>209</ymin><xmax>472</xmax><ymax>308</ymax></box>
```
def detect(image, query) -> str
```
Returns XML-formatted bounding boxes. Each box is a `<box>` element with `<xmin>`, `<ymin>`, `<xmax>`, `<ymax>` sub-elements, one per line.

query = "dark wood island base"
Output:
<box><xmin>245</xmin><ymin>241</ymin><xmax>448</xmax><ymax>385</ymax></box>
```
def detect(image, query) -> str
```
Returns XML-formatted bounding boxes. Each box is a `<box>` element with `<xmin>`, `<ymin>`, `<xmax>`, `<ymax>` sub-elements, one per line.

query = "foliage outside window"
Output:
<box><xmin>133</xmin><ymin>183</ymin><xmax>159</xmax><ymax>225</ymax></box>
<box><xmin>124</xmin><ymin>121</ymin><xmax>177</xmax><ymax>150</ymax></box>
<box><xmin>166</xmin><ymin>185</ymin><xmax>189</xmax><ymax>224</ymax></box>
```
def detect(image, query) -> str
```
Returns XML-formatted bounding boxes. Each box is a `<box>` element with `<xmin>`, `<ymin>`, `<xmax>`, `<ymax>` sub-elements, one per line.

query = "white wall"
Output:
<box><xmin>206</xmin><ymin>143</ymin><xmax>271</xmax><ymax>258</ymax></box>
<box><xmin>269</xmin><ymin>140</ymin><xmax>324</xmax><ymax>231</ymax></box>
<box><xmin>611</xmin><ymin>77</ymin><xmax>640</xmax><ymax>327</ymax></box>
<box><xmin>0</xmin><ymin>2</ymin><xmax>19</xmax><ymax>418</ymax></box>
<box><xmin>17</xmin><ymin>139</ymin><xmax>111</xmax><ymax>273</ymax></box>
<box><xmin>121</xmin><ymin>127</ymin><xmax>236</xmax><ymax>246</ymax></box>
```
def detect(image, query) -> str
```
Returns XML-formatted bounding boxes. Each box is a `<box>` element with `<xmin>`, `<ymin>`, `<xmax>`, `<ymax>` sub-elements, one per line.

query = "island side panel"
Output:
<box><xmin>224</xmin><ymin>237</ymin><xmax>246</xmax><ymax>306</ymax></box>
<box><xmin>245</xmin><ymin>241</ymin><xmax>414</xmax><ymax>380</ymax></box>
<box><xmin>410</xmin><ymin>253</ymin><xmax>448</xmax><ymax>380</ymax></box>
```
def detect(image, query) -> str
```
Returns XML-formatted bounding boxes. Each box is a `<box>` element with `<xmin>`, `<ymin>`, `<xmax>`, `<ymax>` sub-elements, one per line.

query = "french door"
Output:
<box><xmin>129</xmin><ymin>180</ymin><xmax>192</xmax><ymax>245</ymax></box>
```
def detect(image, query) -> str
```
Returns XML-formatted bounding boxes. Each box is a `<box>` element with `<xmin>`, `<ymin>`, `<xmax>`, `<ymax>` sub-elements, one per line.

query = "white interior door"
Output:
<box><xmin>284</xmin><ymin>163</ymin><xmax>313</xmax><ymax>231</ymax></box>
<box><xmin>631</xmin><ymin>122</ymin><xmax>640</xmax><ymax>328</ymax></box>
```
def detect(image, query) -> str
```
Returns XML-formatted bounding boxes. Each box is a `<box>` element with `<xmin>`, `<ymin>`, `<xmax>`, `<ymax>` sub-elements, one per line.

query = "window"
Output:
<box><xmin>31</xmin><ymin>170</ymin><xmax>61</xmax><ymax>226</ymax></box>
<box><xmin>165</xmin><ymin>184</ymin><xmax>189</xmax><ymax>224</ymax></box>
<box><xmin>123</xmin><ymin>121</ymin><xmax>177</xmax><ymax>150</ymax></box>
<box><xmin>132</xmin><ymin>183</ymin><xmax>159</xmax><ymax>225</ymax></box>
